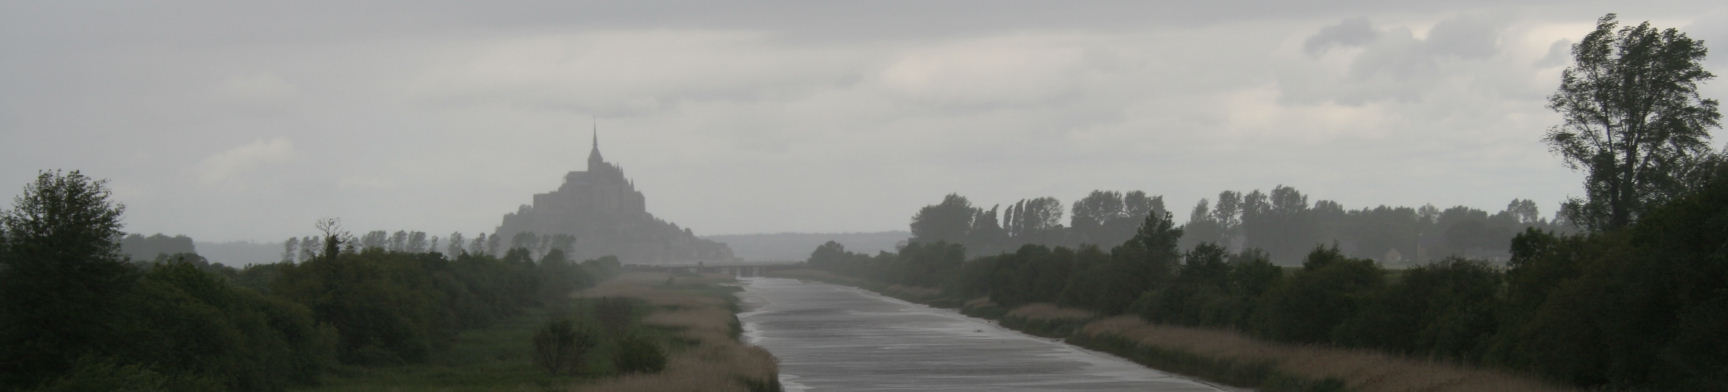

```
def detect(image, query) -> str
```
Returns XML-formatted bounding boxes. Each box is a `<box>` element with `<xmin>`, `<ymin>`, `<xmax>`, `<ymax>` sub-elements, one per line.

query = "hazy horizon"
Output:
<box><xmin>5</xmin><ymin>1</ymin><xmax>1727</xmax><ymax>243</ymax></box>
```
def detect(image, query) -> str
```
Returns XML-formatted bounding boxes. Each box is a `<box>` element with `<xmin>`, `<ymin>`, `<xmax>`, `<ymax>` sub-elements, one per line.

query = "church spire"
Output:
<box><xmin>588</xmin><ymin>116</ymin><xmax>605</xmax><ymax>170</ymax></box>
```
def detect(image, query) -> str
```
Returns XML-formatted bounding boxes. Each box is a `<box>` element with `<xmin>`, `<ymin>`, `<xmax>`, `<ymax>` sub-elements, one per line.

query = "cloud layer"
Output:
<box><xmin>2</xmin><ymin>2</ymin><xmax>1725</xmax><ymax>242</ymax></box>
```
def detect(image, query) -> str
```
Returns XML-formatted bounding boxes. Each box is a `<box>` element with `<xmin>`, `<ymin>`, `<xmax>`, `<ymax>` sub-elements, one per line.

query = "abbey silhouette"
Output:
<box><xmin>493</xmin><ymin>123</ymin><xmax>733</xmax><ymax>264</ymax></box>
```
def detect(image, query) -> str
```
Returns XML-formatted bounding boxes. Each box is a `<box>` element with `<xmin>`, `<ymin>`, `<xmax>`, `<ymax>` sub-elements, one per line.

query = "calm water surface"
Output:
<box><xmin>737</xmin><ymin>277</ymin><xmax>1229</xmax><ymax>391</ymax></box>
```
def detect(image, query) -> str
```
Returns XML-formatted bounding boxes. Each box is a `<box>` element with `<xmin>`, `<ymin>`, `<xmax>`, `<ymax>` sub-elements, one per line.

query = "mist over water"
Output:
<box><xmin>737</xmin><ymin>277</ymin><xmax>1226</xmax><ymax>391</ymax></box>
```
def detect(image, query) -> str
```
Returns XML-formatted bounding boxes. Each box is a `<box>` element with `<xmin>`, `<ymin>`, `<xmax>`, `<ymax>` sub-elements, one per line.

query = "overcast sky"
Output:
<box><xmin>4</xmin><ymin>1</ymin><xmax>1727</xmax><ymax>243</ymax></box>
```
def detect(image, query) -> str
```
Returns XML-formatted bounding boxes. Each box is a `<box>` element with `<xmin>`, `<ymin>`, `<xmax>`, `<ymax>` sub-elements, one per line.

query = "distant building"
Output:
<box><xmin>493</xmin><ymin>124</ymin><xmax>733</xmax><ymax>265</ymax></box>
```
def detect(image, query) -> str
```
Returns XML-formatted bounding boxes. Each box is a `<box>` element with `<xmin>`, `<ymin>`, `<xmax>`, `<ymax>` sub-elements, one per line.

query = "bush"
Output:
<box><xmin>532</xmin><ymin>319</ymin><xmax>597</xmax><ymax>376</ymax></box>
<box><xmin>613</xmin><ymin>334</ymin><xmax>667</xmax><ymax>374</ymax></box>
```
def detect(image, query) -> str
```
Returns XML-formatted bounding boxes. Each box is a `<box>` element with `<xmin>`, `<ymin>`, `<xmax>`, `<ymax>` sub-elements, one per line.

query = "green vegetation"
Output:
<box><xmin>901</xmin><ymin>186</ymin><xmax>1564</xmax><ymax>268</ymax></box>
<box><xmin>0</xmin><ymin>170</ymin><xmax>628</xmax><ymax>391</ymax></box>
<box><xmin>297</xmin><ymin>307</ymin><xmax>555</xmax><ymax>392</ymax></box>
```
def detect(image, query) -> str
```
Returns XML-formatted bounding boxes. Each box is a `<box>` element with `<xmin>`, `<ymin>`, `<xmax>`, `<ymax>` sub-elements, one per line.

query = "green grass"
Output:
<box><xmin>294</xmin><ymin>307</ymin><xmax>571</xmax><ymax>392</ymax></box>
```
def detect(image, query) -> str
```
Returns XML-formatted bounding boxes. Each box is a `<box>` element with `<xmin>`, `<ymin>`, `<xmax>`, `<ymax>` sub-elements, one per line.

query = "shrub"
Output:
<box><xmin>613</xmin><ymin>333</ymin><xmax>667</xmax><ymax>374</ymax></box>
<box><xmin>532</xmin><ymin>319</ymin><xmax>597</xmax><ymax>376</ymax></box>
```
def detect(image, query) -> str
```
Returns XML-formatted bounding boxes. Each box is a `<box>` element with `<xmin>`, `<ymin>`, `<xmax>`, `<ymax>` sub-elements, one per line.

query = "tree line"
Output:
<box><xmin>282</xmin><ymin>230</ymin><xmax>579</xmax><ymax>263</ymax></box>
<box><xmin>909</xmin><ymin>187</ymin><xmax>1565</xmax><ymax>266</ymax></box>
<box><xmin>0</xmin><ymin>171</ymin><xmax>620</xmax><ymax>391</ymax></box>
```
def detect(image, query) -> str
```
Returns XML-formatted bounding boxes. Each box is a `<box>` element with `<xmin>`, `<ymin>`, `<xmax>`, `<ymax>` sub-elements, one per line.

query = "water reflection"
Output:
<box><xmin>737</xmin><ymin>277</ymin><xmax>1227</xmax><ymax>391</ymax></box>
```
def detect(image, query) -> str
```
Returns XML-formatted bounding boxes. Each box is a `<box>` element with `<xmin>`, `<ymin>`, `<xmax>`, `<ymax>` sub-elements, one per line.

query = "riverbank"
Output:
<box><xmin>767</xmin><ymin>268</ymin><xmax>1567</xmax><ymax>392</ymax></box>
<box><xmin>568</xmin><ymin>271</ymin><xmax>782</xmax><ymax>392</ymax></box>
<box><xmin>298</xmin><ymin>271</ymin><xmax>780</xmax><ymax>392</ymax></box>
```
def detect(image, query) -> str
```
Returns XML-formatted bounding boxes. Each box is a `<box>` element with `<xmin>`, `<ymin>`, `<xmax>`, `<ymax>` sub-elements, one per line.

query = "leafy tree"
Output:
<box><xmin>807</xmin><ymin>240</ymin><xmax>849</xmax><ymax>267</ymax></box>
<box><xmin>1180</xmin><ymin>198</ymin><xmax>1223</xmax><ymax>251</ymax></box>
<box><xmin>388</xmin><ymin>230</ymin><xmax>408</xmax><ymax>252</ymax></box>
<box><xmin>282</xmin><ymin>237</ymin><xmax>298</xmax><ymax>263</ymax></box>
<box><xmin>1123</xmin><ymin>191</ymin><xmax>1164</xmax><ymax>220</ymax></box>
<box><xmin>406</xmin><ymin>231</ymin><xmax>427</xmax><ymax>253</ymax></box>
<box><xmin>1211</xmin><ymin>191</ymin><xmax>1243</xmax><ymax>246</ymax></box>
<box><xmin>1072</xmin><ymin>190</ymin><xmax>1125</xmax><ymax>241</ymax></box>
<box><xmin>511</xmin><ymin>232</ymin><xmax>540</xmax><ymax>255</ymax></box>
<box><xmin>1545</xmin><ymin>14</ymin><xmax>1722</xmax><ymax>231</ymax></box>
<box><xmin>0</xmin><ymin>170</ymin><xmax>135</xmax><ymax>388</ymax></box>
<box><xmin>296</xmin><ymin>236</ymin><xmax>319</xmax><ymax>262</ymax></box>
<box><xmin>910</xmin><ymin>194</ymin><xmax>975</xmax><ymax>244</ymax></box>
<box><xmin>446</xmin><ymin>232</ymin><xmax>465</xmax><ymax>256</ymax></box>
<box><xmin>361</xmin><ymin>230</ymin><xmax>388</xmax><ymax>251</ymax></box>
<box><xmin>1504</xmin><ymin>199</ymin><xmax>1541</xmax><ymax>225</ymax></box>
<box><xmin>965</xmin><ymin>205</ymin><xmax>1008</xmax><ymax>255</ymax></box>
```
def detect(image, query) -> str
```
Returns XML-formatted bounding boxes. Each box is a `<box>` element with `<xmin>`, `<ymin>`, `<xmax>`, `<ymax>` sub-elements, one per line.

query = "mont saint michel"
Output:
<box><xmin>492</xmin><ymin>128</ymin><xmax>733</xmax><ymax>264</ymax></box>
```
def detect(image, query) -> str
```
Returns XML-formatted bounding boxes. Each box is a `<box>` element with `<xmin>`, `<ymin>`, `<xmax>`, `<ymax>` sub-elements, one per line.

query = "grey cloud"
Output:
<box><xmin>1535</xmin><ymin>39</ymin><xmax>1572</xmax><ymax>67</ymax></box>
<box><xmin>1282</xmin><ymin>14</ymin><xmax>1527</xmax><ymax>106</ymax></box>
<box><xmin>1425</xmin><ymin>15</ymin><xmax>1508</xmax><ymax>59</ymax></box>
<box><xmin>1305</xmin><ymin>18</ymin><xmax>1380</xmax><ymax>55</ymax></box>
<box><xmin>2</xmin><ymin>1</ymin><xmax>1716</xmax><ymax>243</ymax></box>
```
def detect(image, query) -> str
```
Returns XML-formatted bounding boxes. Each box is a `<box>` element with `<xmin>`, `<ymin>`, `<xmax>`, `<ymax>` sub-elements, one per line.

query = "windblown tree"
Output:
<box><xmin>1545</xmin><ymin>14</ymin><xmax>1722</xmax><ymax>231</ymax></box>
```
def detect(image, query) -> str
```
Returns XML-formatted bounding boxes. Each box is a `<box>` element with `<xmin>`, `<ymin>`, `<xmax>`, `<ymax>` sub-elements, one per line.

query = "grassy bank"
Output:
<box><xmin>767</xmin><ymin>267</ymin><xmax>1568</xmax><ymax>392</ymax></box>
<box><xmin>568</xmin><ymin>271</ymin><xmax>781</xmax><ymax>392</ymax></box>
<box><xmin>298</xmin><ymin>271</ymin><xmax>779</xmax><ymax>392</ymax></box>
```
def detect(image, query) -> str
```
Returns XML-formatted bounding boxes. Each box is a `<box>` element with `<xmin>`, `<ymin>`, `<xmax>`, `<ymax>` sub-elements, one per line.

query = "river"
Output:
<box><xmin>736</xmin><ymin>277</ymin><xmax>1230</xmax><ymax>391</ymax></box>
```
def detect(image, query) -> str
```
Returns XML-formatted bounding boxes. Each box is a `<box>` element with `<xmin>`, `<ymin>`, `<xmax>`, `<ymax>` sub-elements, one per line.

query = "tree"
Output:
<box><xmin>1505</xmin><ymin>199</ymin><xmax>1541</xmax><ymax>225</ymax></box>
<box><xmin>1180</xmin><ymin>198</ymin><xmax>1223</xmax><ymax>251</ymax></box>
<box><xmin>282</xmin><ymin>237</ymin><xmax>299</xmax><ymax>262</ymax></box>
<box><xmin>361</xmin><ymin>230</ymin><xmax>388</xmax><ymax>251</ymax></box>
<box><xmin>1545</xmin><ymin>14</ymin><xmax>1722</xmax><ymax>231</ymax></box>
<box><xmin>0</xmin><ymin>170</ymin><xmax>136</xmax><ymax>387</ymax></box>
<box><xmin>511</xmin><ymin>232</ymin><xmax>539</xmax><ymax>254</ymax></box>
<box><xmin>1072</xmin><ymin>190</ymin><xmax>1125</xmax><ymax>239</ymax></box>
<box><xmin>314</xmin><ymin>218</ymin><xmax>348</xmax><ymax>261</ymax></box>
<box><xmin>446</xmin><ymin>232</ymin><xmax>465</xmax><ymax>256</ymax></box>
<box><xmin>1212</xmin><ymin>191</ymin><xmax>1243</xmax><ymax>249</ymax></box>
<box><xmin>910</xmin><ymin>194</ymin><xmax>975</xmax><ymax>244</ymax></box>
<box><xmin>808</xmin><ymin>240</ymin><xmax>849</xmax><ymax>266</ymax></box>
<box><xmin>1012</xmin><ymin>197</ymin><xmax>1065</xmax><ymax>243</ymax></box>
<box><xmin>406</xmin><ymin>231</ymin><xmax>427</xmax><ymax>253</ymax></box>
<box><xmin>388</xmin><ymin>230</ymin><xmax>408</xmax><ymax>252</ymax></box>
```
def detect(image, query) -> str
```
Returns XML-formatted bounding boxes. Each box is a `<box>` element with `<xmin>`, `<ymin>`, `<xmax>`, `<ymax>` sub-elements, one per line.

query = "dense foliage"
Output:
<box><xmin>0</xmin><ymin>171</ymin><xmax>618</xmax><ymax>391</ymax></box>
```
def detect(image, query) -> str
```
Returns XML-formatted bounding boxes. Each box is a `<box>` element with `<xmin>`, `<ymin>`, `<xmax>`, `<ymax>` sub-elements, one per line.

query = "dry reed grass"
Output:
<box><xmin>1006</xmin><ymin>302</ymin><xmax>1097</xmax><ymax>321</ymax></box>
<box><xmin>883</xmin><ymin>284</ymin><xmax>941</xmax><ymax>299</ymax></box>
<box><xmin>565</xmin><ymin>271</ymin><xmax>778</xmax><ymax>392</ymax></box>
<box><xmin>1079</xmin><ymin>316</ymin><xmax>1571</xmax><ymax>392</ymax></box>
<box><xmin>964</xmin><ymin>297</ymin><xmax>996</xmax><ymax>309</ymax></box>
